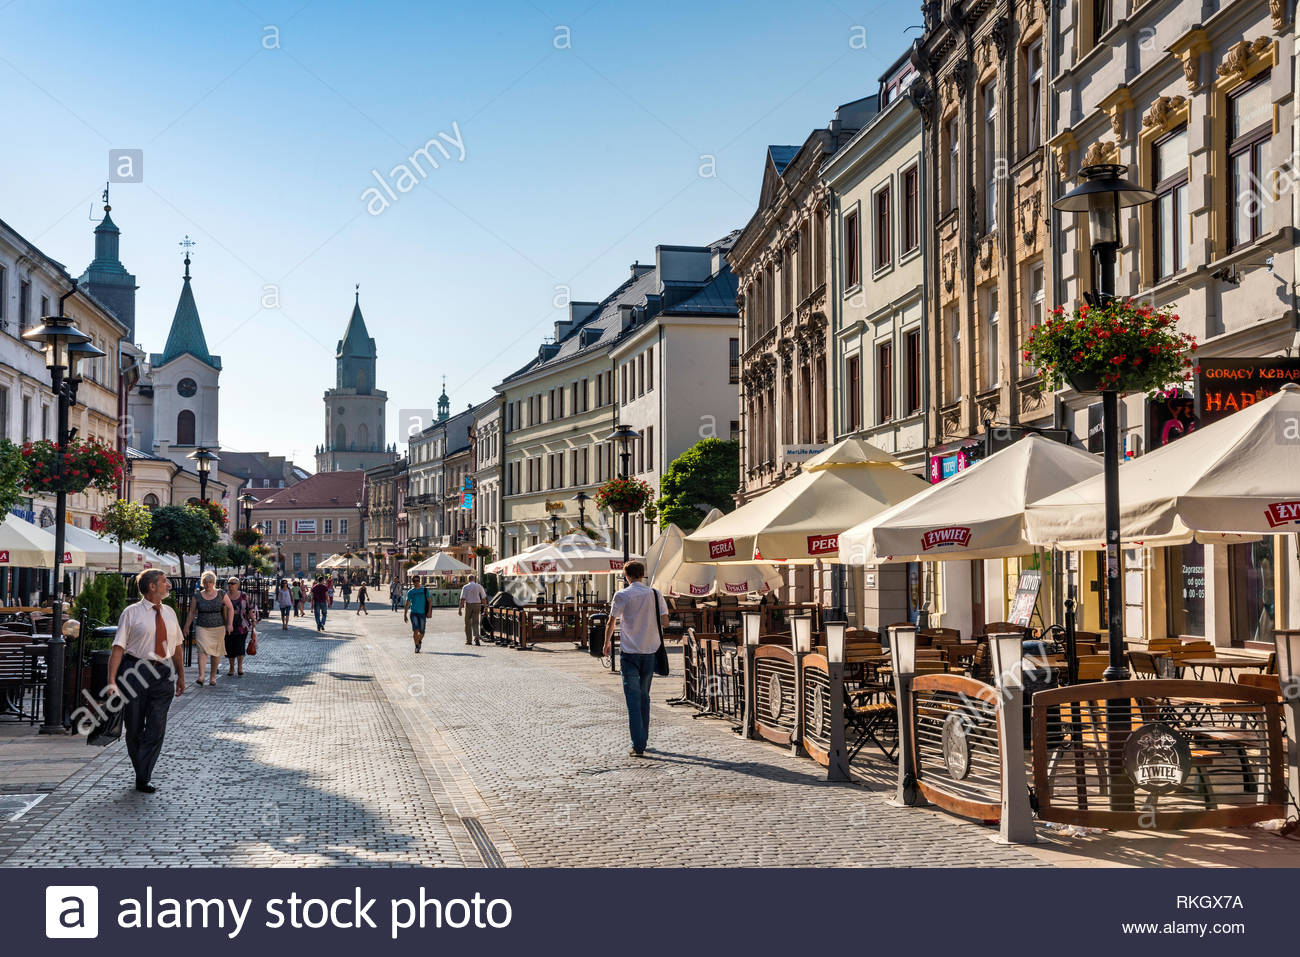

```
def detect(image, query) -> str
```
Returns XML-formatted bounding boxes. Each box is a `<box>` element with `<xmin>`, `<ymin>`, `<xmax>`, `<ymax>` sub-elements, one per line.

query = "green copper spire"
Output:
<box><xmin>437</xmin><ymin>376</ymin><xmax>449</xmax><ymax>421</ymax></box>
<box><xmin>159</xmin><ymin>239</ymin><xmax>218</xmax><ymax>369</ymax></box>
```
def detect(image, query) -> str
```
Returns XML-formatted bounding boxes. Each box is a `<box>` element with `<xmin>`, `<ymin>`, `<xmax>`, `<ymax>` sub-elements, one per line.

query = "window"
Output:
<box><xmin>646</xmin><ymin>426</ymin><xmax>654</xmax><ymax>471</ymax></box>
<box><xmin>620</xmin><ymin>365</ymin><xmax>628</xmax><ymax>405</ymax></box>
<box><xmin>873</xmin><ymin>186</ymin><xmax>892</xmax><ymax>270</ymax></box>
<box><xmin>877</xmin><ymin>341</ymin><xmax>894</xmax><ymax>423</ymax></box>
<box><xmin>984</xmin><ymin>287</ymin><xmax>1000</xmax><ymax>388</ymax></box>
<box><xmin>39</xmin><ymin>296</ymin><xmax>49</xmax><ymax>322</ymax></box>
<box><xmin>843</xmin><ymin>209</ymin><xmax>860</xmax><ymax>288</ymax></box>
<box><xmin>323</xmin><ymin>518</ymin><xmax>333</xmax><ymax>534</ymax></box>
<box><xmin>278</xmin><ymin>519</ymin><xmax>287</xmax><ymax>535</ymax></box>
<box><xmin>730</xmin><ymin>420</ymin><xmax>740</xmax><ymax>441</ymax></box>
<box><xmin>1229</xmin><ymin>76</ymin><xmax>1271</xmax><ymax>248</ymax></box>
<box><xmin>781</xmin><ymin>254</ymin><xmax>792</xmax><ymax>317</ymax></box>
<box><xmin>901</xmin><ymin>165</ymin><xmax>919</xmax><ymax>253</ymax></box>
<box><xmin>0</xmin><ymin>265</ymin><xmax>5</xmax><ymax>324</ymax></box>
<box><xmin>947</xmin><ymin>116</ymin><xmax>960</xmax><ymax>213</ymax></box>
<box><xmin>947</xmin><ymin>307</ymin><xmax>961</xmax><ymax>402</ymax></box>
<box><xmin>846</xmin><ymin>354</ymin><xmax>862</xmax><ymax>431</ymax></box>
<box><xmin>340</xmin><ymin>518</ymin><xmax>348</xmax><ymax>535</ymax></box>
<box><xmin>176</xmin><ymin>409</ymin><xmax>195</xmax><ymax>445</ymax></box>
<box><xmin>638</xmin><ymin>352</ymin><xmax>646</xmax><ymax>396</ymax></box>
<box><xmin>1093</xmin><ymin>0</ymin><xmax>1112</xmax><ymax>42</ymax></box>
<box><xmin>1025</xmin><ymin>41</ymin><xmax>1043</xmax><ymax>152</ymax></box>
<box><xmin>1154</xmin><ymin>127</ymin><xmax>1190</xmax><ymax>279</ymax></box>
<box><xmin>143</xmin><ymin>493</ymin><xmax>159</xmax><ymax>509</ymax></box>
<box><xmin>19</xmin><ymin>280</ymin><xmax>30</xmax><ymax>329</ymax></box>
<box><xmin>905</xmin><ymin>329</ymin><xmax>922</xmax><ymax>414</ymax></box>
<box><xmin>1025</xmin><ymin>262</ymin><xmax>1045</xmax><ymax>372</ymax></box>
<box><xmin>646</xmin><ymin>346</ymin><xmax>654</xmax><ymax>391</ymax></box>
<box><xmin>729</xmin><ymin>338</ymin><xmax>740</xmax><ymax>383</ymax></box>
<box><xmin>41</xmin><ymin>404</ymin><xmax>48</xmax><ymax>440</ymax></box>
<box><xmin>983</xmin><ymin>82</ymin><xmax>998</xmax><ymax>231</ymax></box>
<box><xmin>21</xmin><ymin>396</ymin><xmax>30</xmax><ymax>443</ymax></box>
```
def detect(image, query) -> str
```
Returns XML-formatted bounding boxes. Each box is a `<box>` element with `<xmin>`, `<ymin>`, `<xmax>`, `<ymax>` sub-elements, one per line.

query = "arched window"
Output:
<box><xmin>143</xmin><ymin>493</ymin><xmax>159</xmax><ymax>510</ymax></box>
<box><xmin>176</xmin><ymin>409</ymin><xmax>195</xmax><ymax>445</ymax></box>
<box><xmin>356</xmin><ymin>370</ymin><xmax>368</xmax><ymax>392</ymax></box>
<box><xmin>335</xmin><ymin>423</ymin><xmax>346</xmax><ymax>450</ymax></box>
<box><xmin>357</xmin><ymin>423</ymin><xmax>370</xmax><ymax>450</ymax></box>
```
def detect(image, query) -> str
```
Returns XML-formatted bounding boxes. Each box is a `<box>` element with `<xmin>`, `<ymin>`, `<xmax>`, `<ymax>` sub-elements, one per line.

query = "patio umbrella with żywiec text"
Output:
<box><xmin>1025</xmin><ymin>382</ymin><xmax>1300</xmax><ymax>548</ymax></box>
<box><xmin>679</xmin><ymin>437</ymin><xmax>928</xmax><ymax>564</ymax></box>
<box><xmin>838</xmin><ymin>434</ymin><xmax>1104</xmax><ymax>564</ymax></box>
<box><xmin>645</xmin><ymin>510</ymin><xmax>784</xmax><ymax>596</ymax></box>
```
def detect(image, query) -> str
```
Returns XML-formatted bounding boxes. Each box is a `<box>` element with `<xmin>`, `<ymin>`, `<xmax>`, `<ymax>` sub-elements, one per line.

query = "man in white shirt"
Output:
<box><xmin>459</xmin><ymin>575</ymin><xmax>488</xmax><ymax>646</ymax></box>
<box><xmin>603</xmin><ymin>560</ymin><xmax>668</xmax><ymax>757</ymax></box>
<box><xmin>106</xmin><ymin>569</ymin><xmax>185</xmax><ymax>793</ymax></box>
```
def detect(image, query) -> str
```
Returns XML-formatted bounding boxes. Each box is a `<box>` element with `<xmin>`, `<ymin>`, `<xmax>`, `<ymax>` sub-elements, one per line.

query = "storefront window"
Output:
<box><xmin>906</xmin><ymin>562</ymin><xmax>923</xmax><ymax>626</ymax></box>
<box><xmin>1230</xmin><ymin>540</ymin><xmax>1275</xmax><ymax>646</ymax></box>
<box><xmin>1165</xmin><ymin>542</ymin><xmax>1205</xmax><ymax>637</ymax></box>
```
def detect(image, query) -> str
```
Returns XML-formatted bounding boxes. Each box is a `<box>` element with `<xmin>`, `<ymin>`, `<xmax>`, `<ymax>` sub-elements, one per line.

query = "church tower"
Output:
<box><xmin>79</xmin><ymin>188</ymin><xmax>138</xmax><ymax>337</ymax></box>
<box><xmin>316</xmin><ymin>288</ymin><xmax>395</xmax><ymax>472</ymax></box>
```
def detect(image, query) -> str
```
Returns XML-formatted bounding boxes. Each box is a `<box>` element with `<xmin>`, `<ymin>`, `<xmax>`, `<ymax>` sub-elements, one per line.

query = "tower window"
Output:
<box><xmin>176</xmin><ymin>409</ymin><xmax>195</xmax><ymax>445</ymax></box>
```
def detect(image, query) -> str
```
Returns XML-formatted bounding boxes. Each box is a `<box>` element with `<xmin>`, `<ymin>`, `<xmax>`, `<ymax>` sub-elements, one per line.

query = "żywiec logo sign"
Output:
<box><xmin>1265</xmin><ymin>501</ymin><xmax>1300</xmax><ymax>527</ymax></box>
<box><xmin>709</xmin><ymin>539</ymin><xmax>736</xmax><ymax>559</ymax></box>
<box><xmin>807</xmin><ymin>535</ymin><xmax>838</xmax><ymax>556</ymax></box>
<box><xmin>922</xmin><ymin>526</ymin><xmax>972</xmax><ymax>551</ymax></box>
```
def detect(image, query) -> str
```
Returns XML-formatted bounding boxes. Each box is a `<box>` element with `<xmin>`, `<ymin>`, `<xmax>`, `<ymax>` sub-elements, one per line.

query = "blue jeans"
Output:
<box><xmin>620</xmin><ymin>652</ymin><xmax>656</xmax><ymax>753</ymax></box>
<box><xmin>313</xmin><ymin>604</ymin><xmax>327</xmax><ymax>630</ymax></box>
<box><xmin>409</xmin><ymin>611</ymin><xmax>426</xmax><ymax>634</ymax></box>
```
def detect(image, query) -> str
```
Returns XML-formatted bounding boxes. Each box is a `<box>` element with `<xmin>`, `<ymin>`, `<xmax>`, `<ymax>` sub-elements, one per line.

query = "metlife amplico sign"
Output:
<box><xmin>780</xmin><ymin>444</ymin><xmax>826</xmax><ymax>465</ymax></box>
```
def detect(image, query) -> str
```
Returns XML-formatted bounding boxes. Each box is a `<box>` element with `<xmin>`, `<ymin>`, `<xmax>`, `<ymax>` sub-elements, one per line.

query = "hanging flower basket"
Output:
<box><xmin>594</xmin><ymin>478</ymin><xmax>653</xmax><ymax>514</ymax></box>
<box><xmin>1024</xmin><ymin>299</ymin><xmax>1197</xmax><ymax>395</ymax></box>
<box><xmin>188</xmin><ymin>498</ymin><xmax>228</xmax><ymax>530</ymax></box>
<box><xmin>21</xmin><ymin>437</ymin><xmax>124</xmax><ymax>496</ymax></box>
<box><xmin>474</xmin><ymin>544</ymin><xmax>494</xmax><ymax>559</ymax></box>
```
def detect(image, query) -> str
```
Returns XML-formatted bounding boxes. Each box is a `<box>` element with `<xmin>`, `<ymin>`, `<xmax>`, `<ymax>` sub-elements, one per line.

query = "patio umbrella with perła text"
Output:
<box><xmin>1024</xmin><ymin>382</ymin><xmax>1300</xmax><ymax>548</ymax></box>
<box><xmin>839</xmin><ymin>434</ymin><xmax>1104</xmax><ymax>564</ymax></box>
<box><xmin>646</xmin><ymin>510</ymin><xmax>783</xmax><ymax>596</ymax></box>
<box><xmin>680</xmin><ymin>437</ymin><xmax>928</xmax><ymax>564</ymax></box>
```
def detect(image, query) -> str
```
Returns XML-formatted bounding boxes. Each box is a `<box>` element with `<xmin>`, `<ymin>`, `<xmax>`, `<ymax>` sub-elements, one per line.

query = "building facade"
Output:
<box><xmin>316</xmin><ymin>292</ymin><xmax>397</xmax><ymax>472</ymax></box>
<box><xmin>470</xmin><ymin>397</ymin><xmax>502</xmax><ymax>572</ymax></box>
<box><xmin>824</xmin><ymin>50</ymin><xmax>930</xmax><ymax>628</ymax></box>
<box><xmin>1048</xmin><ymin>0</ymin><xmax>1298</xmax><ymax>646</ymax></box>
<box><xmin>362</xmin><ymin>456</ymin><xmax>405</xmax><ymax>580</ymax></box>
<box><xmin>250</xmin><ymin>470</ymin><xmax>365</xmax><ymax>576</ymax></box>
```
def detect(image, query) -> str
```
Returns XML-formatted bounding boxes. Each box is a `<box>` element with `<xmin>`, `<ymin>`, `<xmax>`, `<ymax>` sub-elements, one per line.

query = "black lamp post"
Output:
<box><xmin>548</xmin><ymin>509</ymin><xmax>562</xmax><ymax>542</ymax></box>
<box><xmin>24</xmin><ymin>305</ymin><xmax>96</xmax><ymax>734</ymax></box>
<box><xmin>188</xmin><ymin>447</ymin><xmax>218</xmax><ymax>575</ymax></box>
<box><xmin>477</xmin><ymin>524</ymin><xmax>488</xmax><ymax>577</ymax></box>
<box><xmin>1053</xmin><ymin>163</ymin><xmax>1155</xmax><ymax>684</ymax></box>
<box><xmin>607</xmin><ymin>424</ymin><xmax>640</xmax><ymax>563</ymax></box>
<box><xmin>573</xmin><ymin>490</ymin><xmax>590</xmax><ymax>530</ymax></box>
<box><xmin>238</xmin><ymin>491</ymin><xmax>256</xmax><ymax>532</ymax></box>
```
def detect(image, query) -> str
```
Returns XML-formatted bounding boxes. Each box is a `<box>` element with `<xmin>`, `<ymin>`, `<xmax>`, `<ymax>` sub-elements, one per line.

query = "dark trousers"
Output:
<box><xmin>620</xmin><ymin>652</ymin><xmax>656</xmax><ymax>753</ymax></box>
<box><xmin>119</xmin><ymin>655</ymin><xmax>175</xmax><ymax>785</ymax></box>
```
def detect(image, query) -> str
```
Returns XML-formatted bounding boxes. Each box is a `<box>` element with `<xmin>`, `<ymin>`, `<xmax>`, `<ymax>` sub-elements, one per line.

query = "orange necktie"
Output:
<box><xmin>152</xmin><ymin>603</ymin><xmax>168</xmax><ymax>658</ymax></box>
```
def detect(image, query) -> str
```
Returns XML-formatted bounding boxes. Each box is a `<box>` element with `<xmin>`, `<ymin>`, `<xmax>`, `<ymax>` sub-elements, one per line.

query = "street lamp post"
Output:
<box><xmin>607</xmin><ymin>424</ymin><xmax>640</xmax><ymax>564</ymax></box>
<box><xmin>1052</xmin><ymin>163</ymin><xmax>1155</xmax><ymax>683</ymax></box>
<box><xmin>237</xmin><ymin>491</ymin><xmax>256</xmax><ymax>534</ymax></box>
<box><xmin>548</xmin><ymin>509</ymin><xmax>561</xmax><ymax>542</ymax></box>
<box><xmin>188</xmin><ymin>447</ymin><xmax>219</xmax><ymax>575</ymax></box>
<box><xmin>477</xmin><ymin>524</ymin><xmax>488</xmax><ymax>577</ymax></box>
<box><xmin>573</xmin><ymin>490</ymin><xmax>590</xmax><ymax>530</ymax></box>
<box><xmin>24</xmin><ymin>305</ymin><xmax>96</xmax><ymax>734</ymax></box>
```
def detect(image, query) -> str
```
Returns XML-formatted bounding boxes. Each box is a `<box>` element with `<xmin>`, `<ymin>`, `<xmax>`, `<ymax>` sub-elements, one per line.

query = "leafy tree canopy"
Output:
<box><xmin>145</xmin><ymin>504</ymin><xmax>219</xmax><ymax>577</ymax></box>
<box><xmin>654</xmin><ymin>439</ymin><xmax>739</xmax><ymax>532</ymax></box>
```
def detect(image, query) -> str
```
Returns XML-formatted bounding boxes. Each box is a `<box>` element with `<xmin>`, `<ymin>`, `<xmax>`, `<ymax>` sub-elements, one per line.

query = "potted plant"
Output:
<box><xmin>594</xmin><ymin>477</ymin><xmax>654</xmax><ymax>514</ymax></box>
<box><xmin>474</xmin><ymin>544</ymin><xmax>494</xmax><ymax>560</ymax></box>
<box><xmin>21</xmin><ymin>437</ymin><xmax>124</xmax><ymax>495</ymax></box>
<box><xmin>1023</xmin><ymin>299</ymin><xmax>1197</xmax><ymax>395</ymax></box>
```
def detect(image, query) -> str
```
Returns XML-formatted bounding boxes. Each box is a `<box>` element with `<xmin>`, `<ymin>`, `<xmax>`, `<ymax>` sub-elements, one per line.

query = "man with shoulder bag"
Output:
<box><xmin>603</xmin><ymin>560</ymin><xmax>669</xmax><ymax>758</ymax></box>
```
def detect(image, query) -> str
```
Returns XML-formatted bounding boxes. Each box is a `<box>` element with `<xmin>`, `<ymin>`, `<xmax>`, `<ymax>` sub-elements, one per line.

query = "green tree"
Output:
<box><xmin>145</xmin><ymin>504</ymin><xmax>219</xmax><ymax>581</ymax></box>
<box><xmin>100</xmin><ymin>499</ymin><xmax>153</xmax><ymax>572</ymax></box>
<box><xmin>72</xmin><ymin>575</ymin><xmax>108</xmax><ymax>625</ymax></box>
<box><xmin>224</xmin><ymin>543</ymin><xmax>253</xmax><ymax>573</ymax></box>
<box><xmin>0</xmin><ymin>440</ymin><xmax>27</xmax><ymax>516</ymax></box>
<box><xmin>101</xmin><ymin>574</ymin><xmax>128</xmax><ymax>622</ymax></box>
<box><xmin>232</xmin><ymin>526</ymin><xmax>262</xmax><ymax>548</ymax></box>
<box><xmin>654</xmin><ymin>438</ymin><xmax>740</xmax><ymax>531</ymax></box>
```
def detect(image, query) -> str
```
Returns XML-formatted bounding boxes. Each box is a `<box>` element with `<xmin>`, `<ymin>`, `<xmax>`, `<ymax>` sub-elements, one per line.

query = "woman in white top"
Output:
<box><xmin>276</xmin><ymin>579</ymin><xmax>293</xmax><ymax>630</ymax></box>
<box><xmin>183</xmin><ymin>571</ymin><xmax>232</xmax><ymax>686</ymax></box>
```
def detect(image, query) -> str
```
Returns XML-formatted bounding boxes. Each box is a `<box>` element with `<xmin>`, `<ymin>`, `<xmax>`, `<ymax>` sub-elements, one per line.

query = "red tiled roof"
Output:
<box><xmin>249</xmin><ymin>470</ymin><xmax>364</xmax><ymax>510</ymax></box>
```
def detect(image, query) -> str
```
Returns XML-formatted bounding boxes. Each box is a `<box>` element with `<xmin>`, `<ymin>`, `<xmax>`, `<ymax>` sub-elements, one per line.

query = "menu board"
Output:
<box><xmin>1007</xmin><ymin>570</ymin><xmax>1042</xmax><ymax>627</ymax></box>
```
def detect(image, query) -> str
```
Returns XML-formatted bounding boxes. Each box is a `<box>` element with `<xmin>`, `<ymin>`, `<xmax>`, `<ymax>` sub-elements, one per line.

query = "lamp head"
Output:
<box><xmin>791</xmin><ymin>613</ymin><xmax>812</xmax><ymax>654</ymax></box>
<box><xmin>22</xmin><ymin>316</ymin><xmax>92</xmax><ymax>371</ymax></box>
<box><xmin>1052</xmin><ymin>163</ymin><xmax>1155</xmax><ymax>247</ymax></box>
<box><xmin>742</xmin><ymin>609</ymin><xmax>762</xmax><ymax>647</ymax></box>
<box><xmin>606</xmin><ymin>423</ymin><xmax>641</xmax><ymax>449</ymax></box>
<box><xmin>188</xmin><ymin>446</ymin><xmax>218</xmax><ymax>475</ymax></box>
<box><xmin>66</xmin><ymin>338</ymin><xmax>107</xmax><ymax>381</ymax></box>
<box><xmin>889</xmin><ymin>624</ymin><xmax>917</xmax><ymax>677</ymax></box>
<box><xmin>824</xmin><ymin>620</ymin><xmax>847</xmax><ymax>664</ymax></box>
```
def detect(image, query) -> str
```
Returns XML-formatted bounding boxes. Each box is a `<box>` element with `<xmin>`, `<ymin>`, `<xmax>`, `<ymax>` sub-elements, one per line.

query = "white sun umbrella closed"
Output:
<box><xmin>508</xmin><ymin>534</ymin><xmax>638</xmax><ymax>575</ymax></box>
<box><xmin>681</xmin><ymin>437</ymin><xmax>929</xmax><ymax>564</ymax></box>
<box><xmin>839</xmin><ymin>435</ymin><xmax>1105</xmax><ymax>564</ymax></box>
<box><xmin>1026</xmin><ymin>383</ymin><xmax>1300</xmax><ymax>548</ymax></box>
<box><xmin>407</xmin><ymin>551</ymin><xmax>476</xmax><ymax>576</ymax></box>
<box><xmin>0</xmin><ymin>514</ymin><xmax>87</xmax><ymax>568</ymax></box>
<box><xmin>316</xmin><ymin>554</ymin><xmax>343</xmax><ymax>569</ymax></box>
<box><xmin>646</xmin><ymin>511</ymin><xmax>783</xmax><ymax>597</ymax></box>
<box><xmin>61</xmin><ymin>524</ymin><xmax>146</xmax><ymax>571</ymax></box>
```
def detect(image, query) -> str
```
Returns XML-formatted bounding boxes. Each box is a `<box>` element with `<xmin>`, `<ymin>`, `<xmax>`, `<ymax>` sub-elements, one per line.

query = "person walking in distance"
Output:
<box><xmin>404</xmin><ymin>575</ymin><xmax>431</xmax><ymax>653</ymax></box>
<box><xmin>224</xmin><ymin>578</ymin><xmax>255</xmax><ymax>677</ymax></box>
<box><xmin>291</xmin><ymin>580</ymin><xmax>303</xmax><ymax>617</ymax></box>
<box><xmin>106</xmin><ymin>569</ymin><xmax>185</xmax><ymax>793</ymax></box>
<box><xmin>310</xmin><ymin>575</ymin><xmax>329</xmax><ymax>632</ymax></box>
<box><xmin>390</xmin><ymin>579</ymin><xmax>401</xmax><ymax>612</ymax></box>
<box><xmin>355</xmin><ymin>581</ymin><xmax>369</xmax><ymax>615</ymax></box>
<box><xmin>327</xmin><ymin>578</ymin><xmax>335</xmax><ymax>608</ymax></box>
<box><xmin>341</xmin><ymin>579</ymin><xmax>352</xmax><ymax>609</ymax></box>
<box><xmin>183</xmin><ymin>571</ymin><xmax>231</xmax><ymax>686</ymax></box>
<box><xmin>458</xmin><ymin>574</ymin><xmax>487</xmax><ymax>646</ymax></box>
<box><xmin>276</xmin><ymin>578</ymin><xmax>292</xmax><ymax>630</ymax></box>
<box><xmin>603</xmin><ymin>561</ymin><xmax>668</xmax><ymax>758</ymax></box>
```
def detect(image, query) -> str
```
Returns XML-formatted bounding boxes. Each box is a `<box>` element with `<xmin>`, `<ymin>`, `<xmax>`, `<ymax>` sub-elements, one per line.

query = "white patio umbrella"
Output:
<box><xmin>0</xmin><ymin>514</ymin><xmax>87</xmax><ymax>568</ymax></box>
<box><xmin>1025</xmin><ymin>382</ymin><xmax>1300</xmax><ymax>548</ymax></box>
<box><xmin>408</xmin><ymin>551</ymin><xmax>476</xmax><ymax>576</ymax></box>
<box><xmin>316</xmin><ymin>553</ymin><xmax>344</xmax><ymax>569</ymax></box>
<box><xmin>138</xmin><ymin>547</ymin><xmax>181</xmax><ymax>574</ymax></box>
<box><xmin>839</xmin><ymin>435</ymin><xmax>1105</xmax><ymax>564</ymax></box>
<box><xmin>61</xmin><ymin>524</ymin><xmax>147</xmax><ymax>571</ymax></box>
<box><xmin>506</xmin><ymin>534</ymin><xmax>638</xmax><ymax>575</ymax></box>
<box><xmin>680</xmin><ymin>437</ymin><xmax>928</xmax><ymax>563</ymax></box>
<box><xmin>646</xmin><ymin>510</ymin><xmax>783</xmax><ymax>597</ymax></box>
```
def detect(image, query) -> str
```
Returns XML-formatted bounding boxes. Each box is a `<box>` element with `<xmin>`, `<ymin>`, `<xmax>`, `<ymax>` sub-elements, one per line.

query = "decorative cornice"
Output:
<box><xmin>1080</xmin><ymin>140</ymin><xmax>1119</xmax><ymax>170</ymax></box>
<box><xmin>1047</xmin><ymin>129</ymin><xmax>1077</xmax><ymax>180</ymax></box>
<box><xmin>1168</xmin><ymin>26</ymin><xmax>1210</xmax><ymax>94</ymax></box>
<box><xmin>1269</xmin><ymin>0</ymin><xmax>1290</xmax><ymax>33</ymax></box>
<box><xmin>1216</xmin><ymin>37</ymin><xmax>1273</xmax><ymax>85</ymax></box>
<box><xmin>1142</xmin><ymin>95</ymin><xmax>1188</xmax><ymax>134</ymax></box>
<box><xmin>1098</xmin><ymin>85</ymin><xmax>1134</xmax><ymax>141</ymax></box>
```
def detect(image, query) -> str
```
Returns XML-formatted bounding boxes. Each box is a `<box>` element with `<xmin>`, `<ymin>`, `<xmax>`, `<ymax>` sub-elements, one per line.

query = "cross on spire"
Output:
<box><xmin>179</xmin><ymin>235</ymin><xmax>197</xmax><ymax>279</ymax></box>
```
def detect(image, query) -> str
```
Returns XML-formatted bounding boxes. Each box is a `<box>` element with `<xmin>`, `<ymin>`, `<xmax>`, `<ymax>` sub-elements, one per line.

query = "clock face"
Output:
<box><xmin>178</xmin><ymin>378</ymin><xmax>197</xmax><ymax>397</ymax></box>
<box><xmin>337</xmin><ymin>406</ymin><xmax>346</xmax><ymax>416</ymax></box>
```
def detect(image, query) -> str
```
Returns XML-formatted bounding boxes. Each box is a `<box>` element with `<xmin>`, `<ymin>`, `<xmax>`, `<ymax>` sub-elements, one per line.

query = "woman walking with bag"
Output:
<box><xmin>291</xmin><ymin>580</ymin><xmax>303</xmax><ymax>617</ymax></box>
<box><xmin>276</xmin><ymin>578</ymin><xmax>292</xmax><ymax>630</ymax></box>
<box><xmin>224</xmin><ymin>578</ymin><xmax>256</xmax><ymax>676</ymax></box>
<box><xmin>184</xmin><ymin>571</ymin><xmax>232</xmax><ymax>686</ymax></box>
<box><xmin>356</xmin><ymin>582</ymin><xmax>369</xmax><ymax>615</ymax></box>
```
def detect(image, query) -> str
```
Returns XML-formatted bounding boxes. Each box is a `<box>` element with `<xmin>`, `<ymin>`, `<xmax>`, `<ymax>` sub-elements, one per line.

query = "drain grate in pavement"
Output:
<box><xmin>0</xmin><ymin>793</ymin><xmax>47</xmax><ymax>822</ymax></box>
<box><xmin>460</xmin><ymin>817</ymin><xmax>505</xmax><ymax>868</ymax></box>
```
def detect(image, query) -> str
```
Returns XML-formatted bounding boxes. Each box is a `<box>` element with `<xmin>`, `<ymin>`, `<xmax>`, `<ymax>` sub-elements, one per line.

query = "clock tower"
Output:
<box><xmin>315</xmin><ymin>288</ymin><xmax>396</xmax><ymax>472</ymax></box>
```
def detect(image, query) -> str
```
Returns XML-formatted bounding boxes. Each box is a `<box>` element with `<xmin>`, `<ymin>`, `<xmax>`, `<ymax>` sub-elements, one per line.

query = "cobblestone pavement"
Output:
<box><xmin>3</xmin><ymin>607</ymin><xmax>1295</xmax><ymax>867</ymax></box>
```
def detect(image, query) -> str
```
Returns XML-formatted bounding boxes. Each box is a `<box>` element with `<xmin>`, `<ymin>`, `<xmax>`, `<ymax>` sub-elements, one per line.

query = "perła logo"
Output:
<box><xmin>709</xmin><ymin>539</ymin><xmax>736</xmax><ymax>558</ymax></box>
<box><xmin>921</xmin><ymin>526</ymin><xmax>972</xmax><ymax>550</ymax></box>
<box><xmin>806</xmin><ymin>535</ymin><xmax>838</xmax><ymax>556</ymax></box>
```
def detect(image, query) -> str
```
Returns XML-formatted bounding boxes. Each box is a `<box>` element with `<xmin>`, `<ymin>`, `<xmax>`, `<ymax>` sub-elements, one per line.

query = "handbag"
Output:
<box><xmin>246</xmin><ymin>630</ymin><xmax>258</xmax><ymax>656</ymax></box>
<box><xmin>86</xmin><ymin>706</ymin><xmax>123</xmax><ymax>747</ymax></box>
<box><xmin>652</xmin><ymin>588</ymin><xmax>670</xmax><ymax>677</ymax></box>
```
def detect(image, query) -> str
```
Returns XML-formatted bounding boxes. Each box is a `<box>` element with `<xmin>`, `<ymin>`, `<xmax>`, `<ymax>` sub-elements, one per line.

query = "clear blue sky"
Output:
<box><xmin>1</xmin><ymin>0</ymin><xmax>918</xmax><ymax>467</ymax></box>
